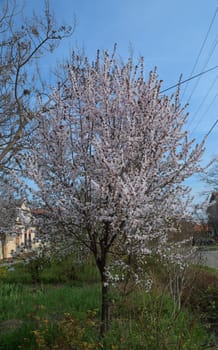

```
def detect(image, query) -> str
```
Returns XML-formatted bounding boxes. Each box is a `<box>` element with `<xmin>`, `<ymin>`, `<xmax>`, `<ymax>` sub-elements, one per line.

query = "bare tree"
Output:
<box><xmin>19</xmin><ymin>48</ymin><xmax>205</xmax><ymax>334</ymax></box>
<box><xmin>0</xmin><ymin>173</ymin><xmax>21</xmax><ymax>259</ymax></box>
<box><xmin>0</xmin><ymin>0</ymin><xmax>75</xmax><ymax>168</ymax></box>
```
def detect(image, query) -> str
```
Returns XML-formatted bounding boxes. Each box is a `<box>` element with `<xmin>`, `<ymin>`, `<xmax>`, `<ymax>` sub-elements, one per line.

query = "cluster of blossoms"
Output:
<box><xmin>103</xmin><ymin>258</ymin><xmax>153</xmax><ymax>292</ymax></box>
<box><xmin>158</xmin><ymin>238</ymin><xmax>197</xmax><ymax>271</ymax></box>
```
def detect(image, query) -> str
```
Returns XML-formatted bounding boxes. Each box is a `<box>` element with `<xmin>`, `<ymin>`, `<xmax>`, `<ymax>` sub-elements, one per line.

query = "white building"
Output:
<box><xmin>0</xmin><ymin>202</ymin><xmax>37</xmax><ymax>260</ymax></box>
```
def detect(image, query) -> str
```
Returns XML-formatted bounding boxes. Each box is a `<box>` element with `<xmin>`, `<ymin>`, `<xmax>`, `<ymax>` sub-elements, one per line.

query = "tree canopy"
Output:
<box><xmin>19</xmin><ymin>48</ymin><xmax>205</xmax><ymax>333</ymax></box>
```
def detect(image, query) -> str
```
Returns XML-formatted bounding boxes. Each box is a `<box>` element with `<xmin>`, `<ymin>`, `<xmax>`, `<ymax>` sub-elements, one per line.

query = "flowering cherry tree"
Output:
<box><xmin>20</xmin><ymin>48</ymin><xmax>204</xmax><ymax>334</ymax></box>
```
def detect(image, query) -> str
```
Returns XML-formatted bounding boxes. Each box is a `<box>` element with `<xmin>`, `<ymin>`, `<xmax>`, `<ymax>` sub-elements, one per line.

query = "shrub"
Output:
<box><xmin>184</xmin><ymin>267</ymin><xmax>218</xmax><ymax>334</ymax></box>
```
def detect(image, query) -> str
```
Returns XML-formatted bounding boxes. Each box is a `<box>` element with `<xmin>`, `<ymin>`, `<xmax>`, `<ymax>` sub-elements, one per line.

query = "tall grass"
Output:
<box><xmin>0</xmin><ymin>258</ymin><xmax>216</xmax><ymax>349</ymax></box>
<box><xmin>0</xmin><ymin>254</ymin><xmax>100</xmax><ymax>285</ymax></box>
<box><xmin>0</xmin><ymin>283</ymin><xmax>101</xmax><ymax>350</ymax></box>
<box><xmin>0</xmin><ymin>282</ymin><xmax>101</xmax><ymax>321</ymax></box>
<box><xmin>0</xmin><ymin>281</ymin><xmax>213</xmax><ymax>350</ymax></box>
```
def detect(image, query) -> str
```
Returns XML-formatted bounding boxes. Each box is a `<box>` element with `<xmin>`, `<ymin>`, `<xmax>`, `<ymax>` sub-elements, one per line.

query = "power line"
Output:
<box><xmin>190</xmin><ymin>94</ymin><xmax>218</xmax><ymax>137</ymax></box>
<box><xmin>160</xmin><ymin>65</ymin><xmax>218</xmax><ymax>94</ymax></box>
<box><xmin>187</xmin><ymin>33</ymin><xmax>218</xmax><ymax>104</ymax></box>
<box><xmin>181</xmin><ymin>7</ymin><xmax>218</xmax><ymax>101</ymax></box>
<box><xmin>188</xmin><ymin>75</ymin><xmax>218</xmax><ymax>129</ymax></box>
<box><xmin>205</xmin><ymin>119</ymin><xmax>218</xmax><ymax>137</ymax></box>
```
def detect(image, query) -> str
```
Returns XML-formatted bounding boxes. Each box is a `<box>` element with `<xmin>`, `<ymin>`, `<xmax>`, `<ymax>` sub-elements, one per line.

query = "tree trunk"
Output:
<box><xmin>100</xmin><ymin>280</ymin><xmax>109</xmax><ymax>335</ymax></box>
<box><xmin>1</xmin><ymin>234</ymin><xmax>6</xmax><ymax>260</ymax></box>
<box><xmin>96</xmin><ymin>256</ymin><xmax>109</xmax><ymax>336</ymax></box>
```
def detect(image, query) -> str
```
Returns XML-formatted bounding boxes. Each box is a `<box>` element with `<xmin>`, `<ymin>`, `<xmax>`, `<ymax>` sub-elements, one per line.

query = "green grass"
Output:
<box><xmin>0</xmin><ymin>282</ymin><xmax>101</xmax><ymax>321</ymax></box>
<box><xmin>0</xmin><ymin>282</ymin><xmax>101</xmax><ymax>350</ymax></box>
<box><xmin>0</xmin><ymin>281</ymin><xmax>213</xmax><ymax>350</ymax></box>
<box><xmin>40</xmin><ymin>256</ymin><xmax>100</xmax><ymax>284</ymax></box>
<box><xmin>0</xmin><ymin>254</ymin><xmax>100</xmax><ymax>285</ymax></box>
<box><xmin>0</xmin><ymin>262</ymin><xmax>32</xmax><ymax>284</ymax></box>
<box><xmin>0</xmin><ymin>258</ymin><xmax>216</xmax><ymax>349</ymax></box>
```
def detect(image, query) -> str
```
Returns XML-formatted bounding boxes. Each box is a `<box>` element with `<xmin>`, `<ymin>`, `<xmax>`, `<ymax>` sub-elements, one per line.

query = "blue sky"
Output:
<box><xmin>20</xmin><ymin>0</ymin><xmax>218</xmax><ymax>200</ymax></box>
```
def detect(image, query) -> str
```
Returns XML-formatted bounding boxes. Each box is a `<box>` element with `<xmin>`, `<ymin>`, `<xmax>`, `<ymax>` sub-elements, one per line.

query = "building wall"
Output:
<box><xmin>0</xmin><ymin>202</ymin><xmax>38</xmax><ymax>260</ymax></box>
<box><xmin>0</xmin><ymin>227</ymin><xmax>37</xmax><ymax>259</ymax></box>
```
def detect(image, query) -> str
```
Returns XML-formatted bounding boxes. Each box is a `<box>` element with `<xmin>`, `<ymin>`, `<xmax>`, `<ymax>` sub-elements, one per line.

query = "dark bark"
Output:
<box><xmin>96</xmin><ymin>256</ymin><xmax>109</xmax><ymax>336</ymax></box>
<box><xmin>100</xmin><ymin>280</ymin><xmax>109</xmax><ymax>335</ymax></box>
<box><xmin>0</xmin><ymin>233</ymin><xmax>6</xmax><ymax>260</ymax></box>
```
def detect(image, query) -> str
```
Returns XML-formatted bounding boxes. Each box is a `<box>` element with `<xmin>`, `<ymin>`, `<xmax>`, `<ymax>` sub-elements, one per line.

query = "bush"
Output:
<box><xmin>106</xmin><ymin>289</ymin><xmax>209</xmax><ymax>350</ymax></box>
<box><xmin>183</xmin><ymin>267</ymin><xmax>218</xmax><ymax>334</ymax></box>
<box><xmin>0</xmin><ymin>263</ymin><xmax>32</xmax><ymax>284</ymax></box>
<box><xmin>40</xmin><ymin>254</ymin><xmax>100</xmax><ymax>284</ymax></box>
